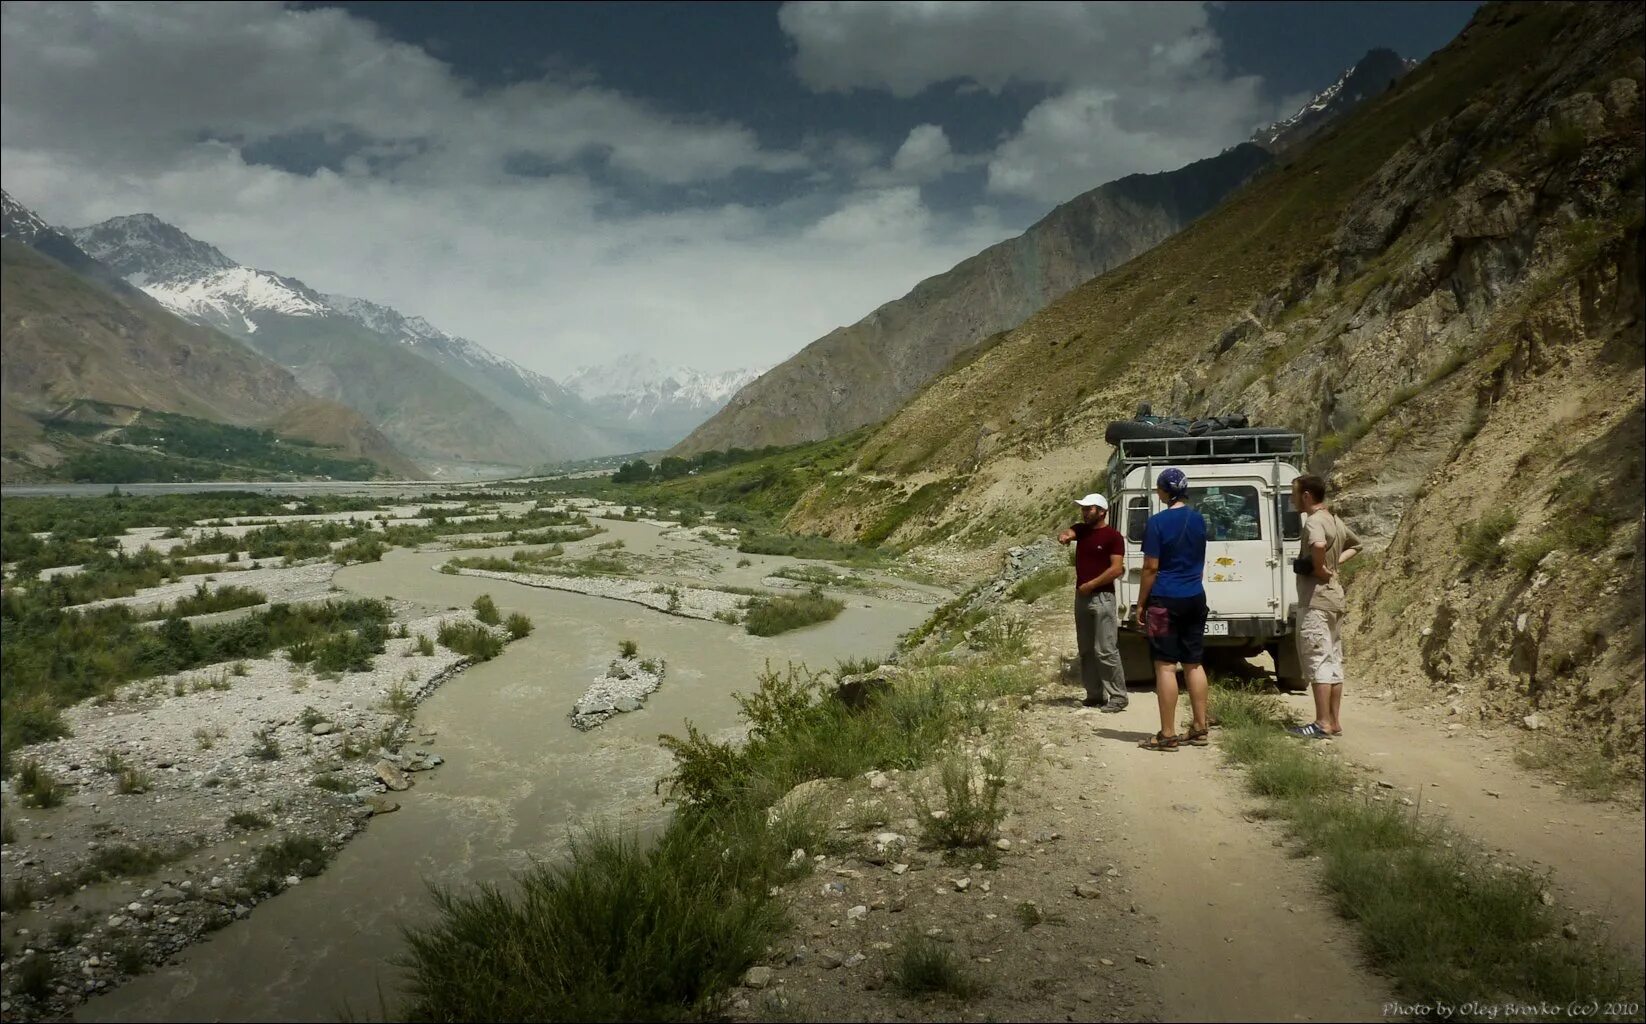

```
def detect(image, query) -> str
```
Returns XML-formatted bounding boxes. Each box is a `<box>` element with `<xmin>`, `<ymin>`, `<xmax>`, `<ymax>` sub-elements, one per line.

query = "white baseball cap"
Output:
<box><xmin>1074</xmin><ymin>493</ymin><xmax>1108</xmax><ymax>510</ymax></box>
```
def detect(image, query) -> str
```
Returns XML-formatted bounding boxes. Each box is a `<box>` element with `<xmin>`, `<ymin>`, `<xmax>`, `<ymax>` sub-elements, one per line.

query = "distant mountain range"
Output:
<box><xmin>1</xmin><ymin>192</ymin><xmax>419</xmax><ymax>482</ymax></box>
<box><xmin>61</xmin><ymin>215</ymin><xmax>760</xmax><ymax>473</ymax></box>
<box><xmin>673</xmin><ymin>49</ymin><xmax>1418</xmax><ymax>456</ymax></box>
<box><xmin>565</xmin><ymin>357</ymin><xmax>764</xmax><ymax>452</ymax></box>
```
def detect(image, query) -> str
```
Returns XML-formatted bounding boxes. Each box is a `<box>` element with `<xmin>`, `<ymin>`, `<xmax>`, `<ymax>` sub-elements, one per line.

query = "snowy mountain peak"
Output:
<box><xmin>71</xmin><ymin>213</ymin><xmax>237</xmax><ymax>285</ymax></box>
<box><xmin>1</xmin><ymin>189</ymin><xmax>51</xmax><ymax>244</ymax></box>
<box><xmin>1252</xmin><ymin>48</ymin><xmax>1416</xmax><ymax>151</ymax></box>
<box><xmin>566</xmin><ymin>356</ymin><xmax>761</xmax><ymax>405</ymax></box>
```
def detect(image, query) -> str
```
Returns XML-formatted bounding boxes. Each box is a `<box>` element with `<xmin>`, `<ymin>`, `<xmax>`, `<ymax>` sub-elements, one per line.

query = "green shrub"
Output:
<box><xmin>892</xmin><ymin>934</ymin><xmax>983</xmax><ymax>998</ymax></box>
<box><xmin>16</xmin><ymin>760</ymin><xmax>64</xmax><ymax>808</ymax></box>
<box><xmin>918</xmin><ymin>747</ymin><xmax>1008</xmax><ymax>850</ymax></box>
<box><xmin>416</xmin><ymin>635</ymin><xmax>436</xmax><ymax>656</ymax></box>
<box><xmin>117</xmin><ymin>768</ymin><xmax>152</xmax><ymax>795</ymax></box>
<box><xmin>1509</xmin><ymin>534</ymin><xmax>1559</xmax><ymax>576</ymax></box>
<box><xmin>227</xmin><ymin>810</ymin><xmax>270</xmax><ymax>830</ymax></box>
<box><xmin>472</xmin><ymin>594</ymin><xmax>501</xmax><ymax>625</ymax></box>
<box><xmin>249</xmin><ymin>727</ymin><xmax>281</xmax><ymax>761</ymax></box>
<box><xmin>619</xmin><ymin>638</ymin><xmax>639</xmax><ymax>659</ymax></box>
<box><xmin>245</xmin><ymin>836</ymin><xmax>330</xmax><ymax>895</ymax></box>
<box><xmin>504</xmin><ymin>613</ymin><xmax>534</xmax><ymax>639</ymax></box>
<box><xmin>743</xmin><ymin>589</ymin><xmax>846</xmax><ymax>637</ymax></box>
<box><xmin>438</xmin><ymin>622</ymin><xmax>503</xmax><ymax>661</ymax></box>
<box><xmin>1459</xmin><ymin>509</ymin><xmax>1518</xmax><ymax>569</ymax></box>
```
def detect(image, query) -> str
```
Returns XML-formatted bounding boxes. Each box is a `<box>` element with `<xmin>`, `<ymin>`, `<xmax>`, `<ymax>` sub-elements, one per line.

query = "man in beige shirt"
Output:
<box><xmin>1287</xmin><ymin>474</ymin><xmax>1362</xmax><ymax>739</ymax></box>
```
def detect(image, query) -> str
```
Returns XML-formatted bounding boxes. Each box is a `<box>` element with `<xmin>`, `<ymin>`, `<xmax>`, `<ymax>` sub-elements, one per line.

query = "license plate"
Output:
<box><xmin>1204</xmin><ymin>620</ymin><xmax>1229</xmax><ymax>636</ymax></box>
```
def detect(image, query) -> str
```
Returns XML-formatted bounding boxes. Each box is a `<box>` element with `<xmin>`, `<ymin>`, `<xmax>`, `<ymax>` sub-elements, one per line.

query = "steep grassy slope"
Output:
<box><xmin>674</xmin><ymin>145</ymin><xmax>1273</xmax><ymax>454</ymax></box>
<box><xmin>785</xmin><ymin>2</ymin><xmax>1645</xmax><ymax>755</ymax></box>
<box><xmin>0</xmin><ymin>241</ymin><xmax>420</xmax><ymax>480</ymax></box>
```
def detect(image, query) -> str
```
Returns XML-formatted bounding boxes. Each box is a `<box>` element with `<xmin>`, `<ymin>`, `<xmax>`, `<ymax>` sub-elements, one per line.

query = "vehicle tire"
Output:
<box><xmin>1269</xmin><ymin>641</ymin><xmax>1307</xmax><ymax>693</ymax></box>
<box><xmin>1206</xmin><ymin>426</ymin><xmax>1298</xmax><ymax>454</ymax></box>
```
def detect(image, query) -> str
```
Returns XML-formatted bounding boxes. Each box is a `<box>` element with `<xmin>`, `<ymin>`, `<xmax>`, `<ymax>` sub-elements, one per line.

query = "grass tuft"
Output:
<box><xmin>891</xmin><ymin>934</ymin><xmax>984</xmax><ymax>998</ymax></box>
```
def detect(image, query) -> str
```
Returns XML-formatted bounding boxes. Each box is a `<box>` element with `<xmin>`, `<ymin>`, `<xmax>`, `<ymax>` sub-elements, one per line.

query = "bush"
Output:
<box><xmin>245</xmin><ymin>836</ymin><xmax>331</xmax><ymax>895</ymax></box>
<box><xmin>438</xmin><ymin>622</ymin><xmax>503</xmax><ymax>662</ymax></box>
<box><xmin>16</xmin><ymin>760</ymin><xmax>64</xmax><ymax>808</ymax></box>
<box><xmin>472</xmin><ymin>594</ymin><xmax>501</xmax><ymax>625</ymax></box>
<box><xmin>227</xmin><ymin>810</ymin><xmax>270</xmax><ymax>830</ymax></box>
<box><xmin>1459</xmin><ymin>509</ymin><xmax>1518</xmax><ymax>569</ymax></box>
<box><xmin>892</xmin><ymin>934</ymin><xmax>984</xmax><ymax>998</ymax></box>
<box><xmin>249</xmin><ymin>727</ymin><xmax>281</xmax><ymax>761</ymax></box>
<box><xmin>619</xmin><ymin>638</ymin><xmax>639</xmax><ymax>659</ymax></box>
<box><xmin>117</xmin><ymin>768</ymin><xmax>152</xmax><ymax>795</ymax></box>
<box><xmin>416</xmin><ymin>635</ymin><xmax>436</xmax><ymax>656</ymax></box>
<box><xmin>504</xmin><ymin>613</ymin><xmax>534</xmax><ymax>639</ymax></box>
<box><xmin>400</xmin><ymin>815</ymin><xmax>790</xmax><ymax>1022</ymax></box>
<box><xmin>917</xmin><ymin>746</ymin><xmax>1008</xmax><ymax>850</ymax></box>
<box><xmin>743</xmin><ymin>589</ymin><xmax>846</xmax><ymax>637</ymax></box>
<box><xmin>1509</xmin><ymin>534</ymin><xmax>1558</xmax><ymax>576</ymax></box>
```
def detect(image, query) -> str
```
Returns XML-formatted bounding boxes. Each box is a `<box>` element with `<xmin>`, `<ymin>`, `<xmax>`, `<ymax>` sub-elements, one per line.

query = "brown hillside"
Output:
<box><xmin>787</xmin><ymin>2</ymin><xmax>1645</xmax><ymax>757</ymax></box>
<box><xmin>0</xmin><ymin>240</ymin><xmax>421</xmax><ymax>478</ymax></box>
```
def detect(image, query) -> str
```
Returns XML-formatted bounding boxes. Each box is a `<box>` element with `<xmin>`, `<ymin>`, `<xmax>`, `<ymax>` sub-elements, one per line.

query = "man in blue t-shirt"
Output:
<box><xmin>1134</xmin><ymin>468</ymin><xmax>1210</xmax><ymax>752</ymax></box>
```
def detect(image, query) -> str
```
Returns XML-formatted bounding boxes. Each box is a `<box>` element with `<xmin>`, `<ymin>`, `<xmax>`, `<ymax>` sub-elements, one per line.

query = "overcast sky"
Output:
<box><xmin>0</xmin><ymin>1</ymin><xmax>1478</xmax><ymax>377</ymax></box>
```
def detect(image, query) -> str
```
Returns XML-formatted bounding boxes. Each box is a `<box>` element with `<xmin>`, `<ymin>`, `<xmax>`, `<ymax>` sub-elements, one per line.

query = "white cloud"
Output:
<box><xmin>779</xmin><ymin>1</ymin><xmax>1218</xmax><ymax>96</ymax></box>
<box><xmin>0</xmin><ymin>1</ymin><xmax>1011</xmax><ymax>375</ymax></box>
<box><xmin>780</xmin><ymin>1</ymin><xmax>1281</xmax><ymax>203</ymax></box>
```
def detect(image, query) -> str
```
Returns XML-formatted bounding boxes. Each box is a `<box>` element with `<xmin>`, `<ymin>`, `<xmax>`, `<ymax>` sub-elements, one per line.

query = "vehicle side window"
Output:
<box><xmin>1126</xmin><ymin>496</ymin><xmax>1149</xmax><ymax>543</ymax></box>
<box><xmin>1184</xmin><ymin>485</ymin><xmax>1262</xmax><ymax>541</ymax></box>
<box><xmin>1277</xmin><ymin>494</ymin><xmax>1302</xmax><ymax>541</ymax></box>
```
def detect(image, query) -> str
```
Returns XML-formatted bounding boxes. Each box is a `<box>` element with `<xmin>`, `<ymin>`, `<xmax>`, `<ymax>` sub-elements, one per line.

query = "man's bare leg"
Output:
<box><xmin>1328</xmin><ymin>682</ymin><xmax>1343</xmax><ymax>733</ymax></box>
<box><xmin>1184</xmin><ymin>663</ymin><xmax>1209</xmax><ymax>733</ymax></box>
<box><xmin>1312</xmin><ymin>682</ymin><xmax>1333</xmax><ymax>729</ymax></box>
<box><xmin>1154</xmin><ymin>661</ymin><xmax>1179</xmax><ymax>737</ymax></box>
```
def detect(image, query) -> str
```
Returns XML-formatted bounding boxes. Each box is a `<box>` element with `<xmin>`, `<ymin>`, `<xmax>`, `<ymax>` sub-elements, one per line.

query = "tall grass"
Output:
<box><xmin>743</xmin><ymin>589</ymin><xmax>846</xmax><ymax>637</ymax></box>
<box><xmin>403</xmin><ymin>656</ymin><xmax>1037</xmax><ymax>1021</ymax></box>
<box><xmin>1209</xmin><ymin>686</ymin><xmax>1639</xmax><ymax>1010</ymax></box>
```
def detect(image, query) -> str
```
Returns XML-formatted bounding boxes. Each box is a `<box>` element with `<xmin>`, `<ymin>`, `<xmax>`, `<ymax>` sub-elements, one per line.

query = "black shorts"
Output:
<box><xmin>1145</xmin><ymin>593</ymin><xmax>1207</xmax><ymax>666</ymax></box>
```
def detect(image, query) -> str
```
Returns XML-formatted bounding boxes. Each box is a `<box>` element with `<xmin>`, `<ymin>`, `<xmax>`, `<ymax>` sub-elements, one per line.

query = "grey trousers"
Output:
<box><xmin>1075</xmin><ymin>591</ymin><xmax>1128</xmax><ymax>706</ymax></box>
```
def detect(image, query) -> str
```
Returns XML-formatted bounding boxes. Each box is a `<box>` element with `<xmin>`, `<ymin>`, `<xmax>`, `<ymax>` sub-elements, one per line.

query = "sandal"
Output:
<box><xmin>1138</xmin><ymin>731</ymin><xmax>1180</xmax><ymax>752</ymax></box>
<box><xmin>1184</xmin><ymin>726</ymin><xmax>1210</xmax><ymax>746</ymax></box>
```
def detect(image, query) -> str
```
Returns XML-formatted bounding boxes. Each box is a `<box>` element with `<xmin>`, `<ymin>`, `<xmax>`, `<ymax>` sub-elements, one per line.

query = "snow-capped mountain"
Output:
<box><xmin>66</xmin><ymin>212</ymin><xmax>618</xmax><ymax>468</ymax></box>
<box><xmin>1252</xmin><ymin>48</ymin><xmax>1417</xmax><ymax>152</ymax></box>
<box><xmin>565</xmin><ymin>356</ymin><xmax>764</xmax><ymax>451</ymax></box>
<box><xmin>567</xmin><ymin>356</ymin><xmax>761</xmax><ymax>411</ymax></box>
<box><xmin>2</xmin><ymin>189</ymin><xmax>51</xmax><ymax>244</ymax></box>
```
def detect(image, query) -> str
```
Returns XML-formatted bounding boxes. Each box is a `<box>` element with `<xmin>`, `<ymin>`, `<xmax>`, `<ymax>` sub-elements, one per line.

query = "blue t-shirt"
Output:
<box><xmin>1142</xmin><ymin>505</ymin><xmax>1207</xmax><ymax>599</ymax></box>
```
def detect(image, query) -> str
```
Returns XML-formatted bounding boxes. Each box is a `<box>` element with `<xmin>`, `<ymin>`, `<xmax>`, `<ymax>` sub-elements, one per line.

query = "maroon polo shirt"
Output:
<box><xmin>1072</xmin><ymin>522</ymin><xmax>1125</xmax><ymax>595</ymax></box>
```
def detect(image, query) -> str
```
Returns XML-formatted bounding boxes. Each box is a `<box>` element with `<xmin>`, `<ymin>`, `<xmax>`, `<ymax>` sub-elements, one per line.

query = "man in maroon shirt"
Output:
<box><xmin>1058</xmin><ymin>493</ymin><xmax>1128</xmax><ymax>710</ymax></box>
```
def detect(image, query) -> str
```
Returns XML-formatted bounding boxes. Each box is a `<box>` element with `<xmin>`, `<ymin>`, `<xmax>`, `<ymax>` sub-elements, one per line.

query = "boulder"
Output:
<box><xmin>374</xmin><ymin>760</ymin><xmax>412</xmax><ymax>792</ymax></box>
<box><xmin>833</xmin><ymin>672</ymin><xmax>891</xmax><ymax>710</ymax></box>
<box><xmin>310</xmin><ymin>722</ymin><xmax>337</xmax><ymax>736</ymax></box>
<box><xmin>768</xmin><ymin>778</ymin><xmax>834</xmax><ymax>826</ymax></box>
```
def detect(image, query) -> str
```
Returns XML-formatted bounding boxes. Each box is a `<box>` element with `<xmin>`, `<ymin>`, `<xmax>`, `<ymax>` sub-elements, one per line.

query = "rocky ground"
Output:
<box><xmin>570</xmin><ymin>655</ymin><xmax>668</xmax><ymax>731</ymax></box>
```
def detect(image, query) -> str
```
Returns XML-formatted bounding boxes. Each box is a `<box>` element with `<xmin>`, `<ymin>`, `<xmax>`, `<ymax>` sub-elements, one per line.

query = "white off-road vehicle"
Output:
<box><xmin>1104</xmin><ymin>420</ymin><xmax>1309</xmax><ymax>690</ymax></box>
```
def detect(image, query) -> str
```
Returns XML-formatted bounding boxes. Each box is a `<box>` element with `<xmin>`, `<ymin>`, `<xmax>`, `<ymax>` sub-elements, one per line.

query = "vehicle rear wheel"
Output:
<box><xmin>1269</xmin><ymin>642</ymin><xmax>1307</xmax><ymax>693</ymax></box>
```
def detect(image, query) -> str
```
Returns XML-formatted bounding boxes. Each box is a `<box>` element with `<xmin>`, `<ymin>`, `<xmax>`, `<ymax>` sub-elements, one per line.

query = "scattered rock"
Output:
<box><xmin>374</xmin><ymin>760</ymin><xmax>411</xmax><ymax>792</ymax></box>
<box><xmin>742</xmin><ymin>965</ymin><xmax>774</xmax><ymax>989</ymax></box>
<box><xmin>818</xmin><ymin>949</ymin><xmax>845</xmax><ymax>970</ymax></box>
<box><xmin>309</xmin><ymin>722</ymin><xmax>337</xmax><ymax>736</ymax></box>
<box><xmin>1075</xmin><ymin>883</ymin><xmax>1103</xmax><ymax>899</ymax></box>
<box><xmin>952</xmin><ymin>877</ymin><xmax>971</xmax><ymax>892</ymax></box>
<box><xmin>846</xmin><ymin>905</ymin><xmax>868</xmax><ymax>921</ymax></box>
<box><xmin>1522</xmin><ymin>713</ymin><xmax>1548</xmax><ymax>731</ymax></box>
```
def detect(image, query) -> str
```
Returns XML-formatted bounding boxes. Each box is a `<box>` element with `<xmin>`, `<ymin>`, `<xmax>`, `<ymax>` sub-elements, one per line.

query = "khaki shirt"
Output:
<box><xmin>1297</xmin><ymin>509</ymin><xmax>1362</xmax><ymax>614</ymax></box>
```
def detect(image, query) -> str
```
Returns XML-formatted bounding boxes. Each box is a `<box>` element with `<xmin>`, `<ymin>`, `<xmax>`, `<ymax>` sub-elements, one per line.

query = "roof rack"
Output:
<box><xmin>1106</xmin><ymin>432</ymin><xmax>1307</xmax><ymax>492</ymax></box>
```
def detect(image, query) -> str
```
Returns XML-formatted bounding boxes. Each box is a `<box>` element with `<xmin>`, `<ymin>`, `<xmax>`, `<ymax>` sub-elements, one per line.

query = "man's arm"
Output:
<box><xmin>1080</xmin><ymin>551</ymin><xmax>1126</xmax><ymax>595</ymax></box>
<box><xmin>1310</xmin><ymin>542</ymin><xmax>1335</xmax><ymax>582</ymax></box>
<box><xmin>1058</xmin><ymin>527</ymin><xmax>1077</xmax><ymax>545</ymax></box>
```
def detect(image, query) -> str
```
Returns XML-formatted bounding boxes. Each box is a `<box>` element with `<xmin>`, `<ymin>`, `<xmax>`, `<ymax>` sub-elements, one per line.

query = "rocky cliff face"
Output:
<box><xmin>673</xmin><ymin>144</ymin><xmax>1275</xmax><ymax>455</ymax></box>
<box><xmin>784</xmin><ymin>3</ymin><xmax>1645</xmax><ymax>758</ymax></box>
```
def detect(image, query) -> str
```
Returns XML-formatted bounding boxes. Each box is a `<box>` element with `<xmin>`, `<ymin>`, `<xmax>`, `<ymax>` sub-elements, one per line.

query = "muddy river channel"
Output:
<box><xmin>75</xmin><ymin>517</ymin><xmax>940</xmax><ymax>1021</ymax></box>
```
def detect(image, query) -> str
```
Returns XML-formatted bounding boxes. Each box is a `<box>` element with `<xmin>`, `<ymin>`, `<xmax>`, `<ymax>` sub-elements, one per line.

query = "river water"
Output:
<box><xmin>76</xmin><ymin>517</ymin><xmax>937</xmax><ymax>1022</ymax></box>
